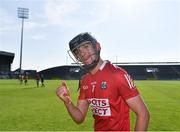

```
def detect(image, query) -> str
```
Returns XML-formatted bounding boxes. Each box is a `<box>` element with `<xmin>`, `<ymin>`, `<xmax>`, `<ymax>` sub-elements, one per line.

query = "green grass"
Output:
<box><xmin>0</xmin><ymin>79</ymin><xmax>180</xmax><ymax>131</ymax></box>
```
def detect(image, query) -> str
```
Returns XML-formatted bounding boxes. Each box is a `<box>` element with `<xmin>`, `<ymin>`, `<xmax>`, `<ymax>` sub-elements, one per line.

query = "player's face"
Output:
<box><xmin>72</xmin><ymin>42</ymin><xmax>97</xmax><ymax>65</ymax></box>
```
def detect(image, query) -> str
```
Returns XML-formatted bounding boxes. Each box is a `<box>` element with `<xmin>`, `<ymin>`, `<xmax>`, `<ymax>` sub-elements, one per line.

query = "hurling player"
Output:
<box><xmin>56</xmin><ymin>32</ymin><xmax>150</xmax><ymax>131</ymax></box>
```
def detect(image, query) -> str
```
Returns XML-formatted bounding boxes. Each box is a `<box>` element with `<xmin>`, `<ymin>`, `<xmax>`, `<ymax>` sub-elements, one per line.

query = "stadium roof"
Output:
<box><xmin>0</xmin><ymin>51</ymin><xmax>15</xmax><ymax>57</ymax></box>
<box><xmin>0</xmin><ymin>51</ymin><xmax>15</xmax><ymax>64</ymax></box>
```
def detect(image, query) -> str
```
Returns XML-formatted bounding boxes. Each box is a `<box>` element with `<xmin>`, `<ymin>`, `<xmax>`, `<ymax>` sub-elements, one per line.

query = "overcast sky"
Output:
<box><xmin>0</xmin><ymin>0</ymin><xmax>179</xmax><ymax>71</ymax></box>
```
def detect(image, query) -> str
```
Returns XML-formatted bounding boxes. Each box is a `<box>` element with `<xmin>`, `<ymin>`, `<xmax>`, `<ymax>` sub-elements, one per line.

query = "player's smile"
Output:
<box><xmin>82</xmin><ymin>54</ymin><xmax>96</xmax><ymax>65</ymax></box>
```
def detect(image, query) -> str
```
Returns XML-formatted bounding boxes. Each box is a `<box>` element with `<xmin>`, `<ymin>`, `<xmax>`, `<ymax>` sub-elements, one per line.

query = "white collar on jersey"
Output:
<box><xmin>99</xmin><ymin>60</ymin><xmax>107</xmax><ymax>71</ymax></box>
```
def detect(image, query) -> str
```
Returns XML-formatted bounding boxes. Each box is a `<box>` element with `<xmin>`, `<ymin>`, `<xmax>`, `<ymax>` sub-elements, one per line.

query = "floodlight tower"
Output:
<box><xmin>17</xmin><ymin>7</ymin><xmax>29</xmax><ymax>74</ymax></box>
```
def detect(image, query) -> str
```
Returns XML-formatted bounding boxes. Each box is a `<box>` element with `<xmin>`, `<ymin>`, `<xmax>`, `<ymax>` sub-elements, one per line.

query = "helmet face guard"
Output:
<box><xmin>68</xmin><ymin>32</ymin><xmax>100</xmax><ymax>71</ymax></box>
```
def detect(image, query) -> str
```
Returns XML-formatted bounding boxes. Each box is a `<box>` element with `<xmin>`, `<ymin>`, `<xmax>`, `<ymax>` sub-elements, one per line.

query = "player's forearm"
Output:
<box><xmin>64</xmin><ymin>102</ymin><xmax>85</xmax><ymax>124</ymax></box>
<box><xmin>134</xmin><ymin>110</ymin><xmax>150</xmax><ymax>131</ymax></box>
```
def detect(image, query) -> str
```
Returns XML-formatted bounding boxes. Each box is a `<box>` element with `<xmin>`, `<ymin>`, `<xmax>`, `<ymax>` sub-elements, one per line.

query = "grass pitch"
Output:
<box><xmin>0</xmin><ymin>79</ymin><xmax>180</xmax><ymax>131</ymax></box>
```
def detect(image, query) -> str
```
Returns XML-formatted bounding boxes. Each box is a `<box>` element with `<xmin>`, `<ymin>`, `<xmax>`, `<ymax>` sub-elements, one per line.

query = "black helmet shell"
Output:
<box><xmin>69</xmin><ymin>32</ymin><xmax>97</xmax><ymax>51</ymax></box>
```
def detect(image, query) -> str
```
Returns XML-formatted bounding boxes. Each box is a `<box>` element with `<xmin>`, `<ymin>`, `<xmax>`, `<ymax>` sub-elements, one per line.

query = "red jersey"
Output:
<box><xmin>78</xmin><ymin>61</ymin><xmax>139</xmax><ymax>131</ymax></box>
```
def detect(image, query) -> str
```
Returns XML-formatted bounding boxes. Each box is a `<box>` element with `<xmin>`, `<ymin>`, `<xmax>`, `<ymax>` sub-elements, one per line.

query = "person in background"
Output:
<box><xmin>40</xmin><ymin>74</ymin><xmax>45</xmax><ymax>87</ymax></box>
<box><xmin>36</xmin><ymin>73</ymin><xmax>40</xmax><ymax>87</ymax></box>
<box><xmin>19</xmin><ymin>74</ymin><xmax>23</xmax><ymax>85</ymax></box>
<box><xmin>24</xmin><ymin>72</ymin><xmax>28</xmax><ymax>85</ymax></box>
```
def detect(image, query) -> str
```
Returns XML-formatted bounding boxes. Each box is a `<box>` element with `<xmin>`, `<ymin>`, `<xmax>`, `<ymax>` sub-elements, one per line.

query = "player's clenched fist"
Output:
<box><xmin>56</xmin><ymin>81</ymin><xmax>71</xmax><ymax>104</ymax></box>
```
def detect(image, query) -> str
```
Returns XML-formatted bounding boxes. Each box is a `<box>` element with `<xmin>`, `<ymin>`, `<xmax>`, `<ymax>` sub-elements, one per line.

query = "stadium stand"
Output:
<box><xmin>39</xmin><ymin>62</ymin><xmax>180</xmax><ymax>80</ymax></box>
<box><xmin>116</xmin><ymin>62</ymin><xmax>180</xmax><ymax>80</ymax></box>
<box><xmin>1</xmin><ymin>52</ymin><xmax>179</xmax><ymax>80</ymax></box>
<box><xmin>12</xmin><ymin>69</ymin><xmax>37</xmax><ymax>79</ymax></box>
<box><xmin>39</xmin><ymin>65</ymin><xmax>85</xmax><ymax>80</ymax></box>
<box><xmin>0</xmin><ymin>51</ymin><xmax>14</xmax><ymax>79</ymax></box>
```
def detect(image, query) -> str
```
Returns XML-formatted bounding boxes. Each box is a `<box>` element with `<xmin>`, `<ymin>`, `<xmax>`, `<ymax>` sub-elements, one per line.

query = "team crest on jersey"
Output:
<box><xmin>101</xmin><ymin>81</ymin><xmax>107</xmax><ymax>89</ymax></box>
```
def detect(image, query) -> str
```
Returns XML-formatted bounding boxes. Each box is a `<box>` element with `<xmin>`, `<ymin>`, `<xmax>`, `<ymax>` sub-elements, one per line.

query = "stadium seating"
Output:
<box><xmin>119</xmin><ymin>65</ymin><xmax>180</xmax><ymax>80</ymax></box>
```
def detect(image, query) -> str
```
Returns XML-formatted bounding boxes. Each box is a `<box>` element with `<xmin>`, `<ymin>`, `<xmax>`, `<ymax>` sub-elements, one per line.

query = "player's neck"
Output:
<box><xmin>89</xmin><ymin>58</ymin><xmax>104</xmax><ymax>75</ymax></box>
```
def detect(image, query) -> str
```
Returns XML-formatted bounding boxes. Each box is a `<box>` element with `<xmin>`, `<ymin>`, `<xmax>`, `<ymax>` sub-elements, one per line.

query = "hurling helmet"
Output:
<box><xmin>68</xmin><ymin>32</ymin><xmax>100</xmax><ymax>71</ymax></box>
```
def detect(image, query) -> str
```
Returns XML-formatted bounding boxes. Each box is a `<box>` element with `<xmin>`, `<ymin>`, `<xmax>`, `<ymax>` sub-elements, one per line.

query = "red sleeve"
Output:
<box><xmin>117</xmin><ymin>68</ymin><xmax>139</xmax><ymax>100</ymax></box>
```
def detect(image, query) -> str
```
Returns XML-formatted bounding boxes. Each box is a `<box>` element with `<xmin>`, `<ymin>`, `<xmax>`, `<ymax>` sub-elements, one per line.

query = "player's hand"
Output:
<box><xmin>56</xmin><ymin>81</ymin><xmax>71</xmax><ymax>104</ymax></box>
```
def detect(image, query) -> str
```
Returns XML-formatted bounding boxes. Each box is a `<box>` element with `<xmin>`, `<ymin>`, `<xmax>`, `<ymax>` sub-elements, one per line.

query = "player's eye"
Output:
<box><xmin>83</xmin><ymin>43</ymin><xmax>90</xmax><ymax>48</ymax></box>
<box><xmin>73</xmin><ymin>49</ymin><xmax>81</xmax><ymax>60</ymax></box>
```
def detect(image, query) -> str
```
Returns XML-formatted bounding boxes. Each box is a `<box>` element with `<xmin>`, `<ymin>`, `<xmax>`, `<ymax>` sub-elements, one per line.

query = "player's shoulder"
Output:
<box><xmin>81</xmin><ymin>73</ymin><xmax>87</xmax><ymax>80</ymax></box>
<box><xmin>106</xmin><ymin>61</ymin><xmax>128</xmax><ymax>75</ymax></box>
